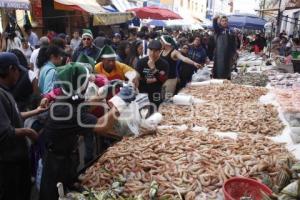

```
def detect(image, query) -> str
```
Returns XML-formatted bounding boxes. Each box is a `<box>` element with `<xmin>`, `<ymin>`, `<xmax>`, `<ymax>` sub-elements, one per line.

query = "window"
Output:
<box><xmin>292</xmin><ymin>11</ymin><xmax>300</xmax><ymax>36</ymax></box>
<box><xmin>282</xmin><ymin>15</ymin><xmax>287</xmax><ymax>32</ymax></box>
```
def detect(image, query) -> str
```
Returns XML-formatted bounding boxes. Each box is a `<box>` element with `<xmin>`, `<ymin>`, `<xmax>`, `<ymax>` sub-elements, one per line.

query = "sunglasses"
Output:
<box><xmin>82</xmin><ymin>37</ymin><xmax>91</xmax><ymax>41</ymax></box>
<box><xmin>182</xmin><ymin>47</ymin><xmax>189</xmax><ymax>49</ymax></box>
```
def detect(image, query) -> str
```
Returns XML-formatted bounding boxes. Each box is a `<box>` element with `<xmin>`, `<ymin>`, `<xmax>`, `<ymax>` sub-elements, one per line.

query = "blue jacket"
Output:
<box><xmin>188</xmin><ymin>46</ymin><xmax>207</xmax><ymax>64</ymax></box>
<box><xmin>38</xmin><ymin>61</ymin><xmax>57</xmax><ymax>95</ymax></box>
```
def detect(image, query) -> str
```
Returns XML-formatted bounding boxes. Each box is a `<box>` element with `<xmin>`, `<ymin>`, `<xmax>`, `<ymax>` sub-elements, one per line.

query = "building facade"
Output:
<box><xmin>173</xmin><ymin>0</ymin><xmax>207</xmax><ymax>21</ymax></box>
<box><xmin>262</xmin><ymin>0</ymin><xmax>300</xmax><ymax>36</ymax></box>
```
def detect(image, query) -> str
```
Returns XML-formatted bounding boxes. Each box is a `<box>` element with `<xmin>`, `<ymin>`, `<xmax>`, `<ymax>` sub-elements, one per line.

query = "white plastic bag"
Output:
<box><xmin>139</xmin><ymin>112</ymin><xmax>163</xmax><ymax>136</ymax></box>
<box><xmin>289</xmin><ymin>127</ymin><xmax>300</xmax><ymax>144</ymax></box>
<box><xmin>113</xmin><ymin>101</ymin><xmax>141</xmax><ymax>137</ymax></box>
<box><xmin>85</xmin><ymin>82</ymin><xmax>99</xmax><ymax>101</ymax></box>
<box><xmin>192</xmin><ymin>66</ymin><xmax>211</xmax><ymax>82</ymax></box>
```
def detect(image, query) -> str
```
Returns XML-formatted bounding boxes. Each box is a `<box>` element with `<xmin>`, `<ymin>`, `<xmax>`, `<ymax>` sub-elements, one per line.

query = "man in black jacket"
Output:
<box><xmin>213</xmin><ymin>16</ymin><xmax>237</xmax><ymax>79</ymax></box>
<box><xmin>0</xmin><ymin>53</ymin><xmax>46</xmax><ymax>200</ymax></box>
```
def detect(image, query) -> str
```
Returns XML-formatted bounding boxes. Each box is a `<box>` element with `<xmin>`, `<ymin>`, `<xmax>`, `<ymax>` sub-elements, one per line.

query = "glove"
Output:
<box><xmin>98</xmin><ymin>79</ymin><xmax>123</xmax><ymax>99</ymax></box>
<box><xmin>109</xmin><ymin>86</ymin><xmax>137</xmax><ymax>113</ymax></box>
<box><xmin>117</xmin><ymin>85</ymin><xmax>136</xmax><ymax>103</ymax></box>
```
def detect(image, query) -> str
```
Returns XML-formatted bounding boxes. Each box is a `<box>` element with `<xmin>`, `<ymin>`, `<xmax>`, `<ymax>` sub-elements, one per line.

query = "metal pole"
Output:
<box><xmin>269</xmin><ymin>22</ymin><xmax>274</xmax><ymax>58</ymax></box>
<box><xmin>276</xmin><ymin>0</ymin><xmax>282</xmax><ymax>35</ymax></box>
<box><xmin>262</xmin><ymin>0</ymin><xmax>266</xmax><ymax>19</ymax></box>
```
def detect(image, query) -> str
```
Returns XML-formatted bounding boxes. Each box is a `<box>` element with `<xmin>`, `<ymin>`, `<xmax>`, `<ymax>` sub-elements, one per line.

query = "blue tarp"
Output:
<box><xmin>227</xmin><ymin>14</ymin><xmax>266</xmax><ymax>30</ymax></box>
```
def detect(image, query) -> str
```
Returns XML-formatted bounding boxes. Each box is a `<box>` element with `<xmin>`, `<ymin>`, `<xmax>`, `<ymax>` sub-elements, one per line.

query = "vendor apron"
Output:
<box><xmin>213</xmin><ymin>32</ymin><xmax>236</xmax><ymax>80</ymax></box>
<box><xmin>39</xmin><ymin>149</ymin><xmax>79</xmax><ymax>200</ymax></box>
<box><xmin>0</xmin><ymin>161</ymin><xmax>31</xmax><ymax>200</ymax></box>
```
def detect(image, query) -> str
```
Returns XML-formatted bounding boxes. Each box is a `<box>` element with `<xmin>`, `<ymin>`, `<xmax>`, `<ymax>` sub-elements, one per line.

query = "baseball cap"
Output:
<box><xmin>148</xmin><ymin>40</ymin><xmax>162</xmax><ymax>50</ymax></box>
<box><xmin>0</xmin><ymin>52</ymin><xmax>26</xmax><ymax>75</ymax></box>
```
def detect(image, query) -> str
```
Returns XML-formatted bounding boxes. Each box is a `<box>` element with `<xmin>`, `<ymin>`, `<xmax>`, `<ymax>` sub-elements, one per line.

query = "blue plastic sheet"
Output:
<box><xmin>228</xmin><ymin>14</ymin><xmax>266</xmax><ymax>30</ymax></box>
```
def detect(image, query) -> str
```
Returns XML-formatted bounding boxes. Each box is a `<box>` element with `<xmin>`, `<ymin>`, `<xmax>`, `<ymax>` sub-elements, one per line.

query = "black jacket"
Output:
<box><xmin>72</xmin><ymin>44</ymin><xmax>100</xmax><ymax>62</ymax></box>
<box><xmin>0</xmin><ymin>86</ymin><xmax>28</xmax><ymax>162</ymax></box>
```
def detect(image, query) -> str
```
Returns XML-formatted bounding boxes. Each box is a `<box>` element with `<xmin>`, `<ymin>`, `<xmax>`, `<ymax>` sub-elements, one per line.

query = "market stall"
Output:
<box><xmin>64</xmin><ymin>77</ymin><xmax>300</xmax><ymax>199</ymax></box>
<box><xmin>58</xmin><ymin>49</ymin><xmax>300</xmax><ymax>199</ymax></box>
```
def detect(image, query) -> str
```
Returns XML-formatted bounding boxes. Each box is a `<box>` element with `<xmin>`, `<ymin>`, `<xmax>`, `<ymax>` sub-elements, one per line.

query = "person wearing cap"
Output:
<box><xmin>38</xmin><ymin>44</ymin><xmax>64</xmax><ymax>95</ymax></box>
<box><xmin>112</xmin><ymin>33</ymin><xmax>121</xmax><ymax>51</ymax></box>
<box><xmin>160</xmin><ymin>35</ymin><xmax>202</xmax><ymax>99</ymax></box>
<box><xmin>0</xmin><ymin>52</ymin><xmax>48</xmax><ymax>200</ymax></box>
<box><xmin>76</xmin><ymin>53</ymin><xmax>96</xmax><ymax>69</ymax></box>
<box><xmin>136</xmin><ymin>40</ymin><xmax>169</xmax><ymax>109</ymax></box>
<box><xmin>39</xmin><ymin>63</ymin><xmax>136</xmax><ymax>200</ymax></box>
<box><xmin>72</xmin><ymin>29</ymin><xmax>100</xmax><ymax>62</ymax></box>
<box><xmin>94</xmin><ymin>45</ymin><xmax>138</xmax><ymax>82</ymax></box>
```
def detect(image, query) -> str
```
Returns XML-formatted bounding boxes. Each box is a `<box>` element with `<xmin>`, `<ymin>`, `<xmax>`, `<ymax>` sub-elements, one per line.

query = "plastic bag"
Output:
<box><xmin>192</xmin><ymin>66</ymin><xmax>211</xmax><ymax>82</ymax></box>
<box><xmin>85</xmin><ymin>82</ymin><xmax>99</xmax><ymax>101</ymax></box>
<box><xmin>139</xmin><ymin>113</ymin><xmax>163</xmax><ymax>136</ymax></box>
<box><xmin>289</xmin><ymin>127</ymin><xmax>300</xmax><ymax>144</ymax></box>
<box><xmin>113</xmin><ymin>101</ymin><xmax>141</xmax><ymax>137</ymax></box>
<box><xmin>280</xmin><ymin>180</ymin><xmax>300</xmax><ymax>199</ymax></box>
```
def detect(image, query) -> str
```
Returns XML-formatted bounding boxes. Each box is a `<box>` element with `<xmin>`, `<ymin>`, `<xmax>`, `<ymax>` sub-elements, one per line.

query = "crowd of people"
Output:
<box><xmin>1</xmin><ymin>15</ymin><xmax>298</xmax><ymax>200</ymax></box>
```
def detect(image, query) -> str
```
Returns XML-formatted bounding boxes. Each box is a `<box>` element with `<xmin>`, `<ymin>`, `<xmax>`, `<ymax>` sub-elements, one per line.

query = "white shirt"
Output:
<box><xmin>70</xmin><ymin>38</ymin><xmax>81</xmax><ymax>50</ymax></box>
<box><xmin>28</xmin><ymin>32</ymin><xmax>39</xmax><ymax>47</ymax></box>
<box><xmin>30</xmin><ymin>48</ymin><xmax>40</xmax><ymax>79</ymax></box>
<box><xmin>21</xmin><ymin>46</ymin><xmax>33</xmax><ymax>64</ymax></box>
<box><xmin>6</xmin><ymin>37</ymin><xmax>22</xmax><ymax>51</ymax></box>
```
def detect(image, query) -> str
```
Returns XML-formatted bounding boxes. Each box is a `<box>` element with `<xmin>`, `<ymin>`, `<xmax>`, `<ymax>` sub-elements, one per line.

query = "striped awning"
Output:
<box><xmin>54</xmin><ymin>0</ymin><xmax>105</xmax><ymax>14</ymax></box>
<box><xmin>111</xmin><ymin>0</ymin><xmax>132</xmax><ymax>12</ymax></box>
<box><xmin>0</xmin><ymin>0</ymin><xmax>30</xmax><ymax>10</ymax></box>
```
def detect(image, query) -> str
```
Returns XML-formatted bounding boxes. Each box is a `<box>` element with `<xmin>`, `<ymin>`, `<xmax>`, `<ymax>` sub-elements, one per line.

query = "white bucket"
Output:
<box><xmin>173</xmin><ymin>94</ymin><xmax>193</xmax><ymax>105</ymax></box>
<box><xmin>145</xmin><ymin>112</ymin><xmax>163</xmax><ymax>126</ymax></box>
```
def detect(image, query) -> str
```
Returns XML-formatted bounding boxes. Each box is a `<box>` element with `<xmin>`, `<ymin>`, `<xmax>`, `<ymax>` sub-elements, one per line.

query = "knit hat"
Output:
<box><xmin>57</xmin><ymin>63</ymin><xmax>90</xmax><ymax>100</ymax></box>
<box><xmin>82</xmin><ymin>29</ymin><xmax>93</xmax><ymax>39</ymax></box>
<box><xmin>76</xmin><ymin>53</ymin><xmax>96</xmax><ymax>69</ymax></box>
<box><xmin>161</xmin><ymin>35</ymin><xmax>176</xmax><ymax>47</ymax></box>
<box><xmin>99</xmin><ymin>45</ymin><xmax>117</xmax><ymax>59</ymax></box>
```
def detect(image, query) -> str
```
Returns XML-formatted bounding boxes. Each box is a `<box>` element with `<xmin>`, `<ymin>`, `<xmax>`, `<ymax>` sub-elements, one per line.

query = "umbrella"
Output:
<box><xmin>127</xmin><ymin>6</ymin><xmax>182</xmax><ymax>20</ymax></box>
<box><xmin>227</xmin><ymin>14</ymin><xmax>266</xmax><ymax>30</ymax></box>
<box><xmin>146</xmin><ymin>19</ymin><xmax>166</xmax><ymax>27</ymax></box>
